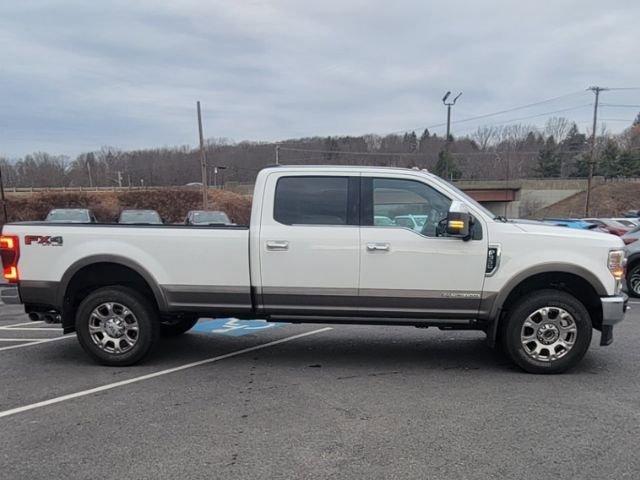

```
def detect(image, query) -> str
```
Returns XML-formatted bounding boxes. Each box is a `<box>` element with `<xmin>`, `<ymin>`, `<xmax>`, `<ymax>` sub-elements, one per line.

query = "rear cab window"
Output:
<box><xmin>273</xmin><ymin>176</ymin><xmax>359</xmax><ymax>226</ymax></box>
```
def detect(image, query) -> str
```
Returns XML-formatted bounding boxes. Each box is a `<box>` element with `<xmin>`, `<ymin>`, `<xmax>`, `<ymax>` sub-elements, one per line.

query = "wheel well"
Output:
<box><xmin>62</xmin><ymin>262</ymin><xmax>159</xmax><ymax>331</ymax></box>
<box><xmin>497</xmin><ymin>272</ymin><xmax>603</xmax><ymax>334</ymax></box>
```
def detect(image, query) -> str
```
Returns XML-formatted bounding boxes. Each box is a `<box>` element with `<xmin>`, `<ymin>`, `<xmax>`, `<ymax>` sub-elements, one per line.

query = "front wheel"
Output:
<box><xmin>75</xmin><ymin>286</ymin><xmax>159</xmax><ymax>366</ymax></box>
<box><xmin>501</xmin><ymin>290</ymin><xmax>592</xmax><ymax>374</ymax></box>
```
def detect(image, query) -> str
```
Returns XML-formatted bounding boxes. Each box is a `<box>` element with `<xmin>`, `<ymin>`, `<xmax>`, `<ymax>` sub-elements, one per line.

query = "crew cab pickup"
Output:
<box><xmin>0</xmin><ymin>166</ymin><xmax>628</xmax><ymax>373</ymax></box>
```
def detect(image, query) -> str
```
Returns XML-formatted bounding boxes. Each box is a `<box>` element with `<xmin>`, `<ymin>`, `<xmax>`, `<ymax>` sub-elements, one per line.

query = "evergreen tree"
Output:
<box><xmin>618</xmin><ymin>151</ymin><xmax>640</xmax><ymax>177</ymax></box>
<box><xmin>598</xmin><ymin>139</ymin><xmax>621</xmax><ymax>178</ymax></box>
<box><xmin>418</xmin><ymin>128</ymin><xmax>431</xmax><ymax>153</ymax></box>
<box><xmin>402</xmin><ymin>131</ymin><xmax>418</xmax><ymax>152</ymax></box>
<box><xmin>572</xmin><ymin>153</ymin><xmax>591</xmax><ymax>178</ymax></box>
<box><xmin>535</xmin><ymin>137</ymin><xmax>561</xmax><ymax>177</ymax></box>
<box><xmin>434</xmin><ymin>150</ymin><xmax>461</xmax><ymax>180</ymax></box>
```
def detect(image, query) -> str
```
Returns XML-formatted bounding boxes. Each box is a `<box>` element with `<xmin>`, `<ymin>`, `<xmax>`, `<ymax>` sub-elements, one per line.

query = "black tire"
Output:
<box><xmin>501</xmin><ymin>289</ymin><xmax>592</xmax><ymax>374</ymax></box>
<box><xmin>626</xmin><ymin>263</ymin><xmax>640</xmax><ymax>298</ymax></box>
<box><xmin>160</xmin><ymin>317</ymin><xmax>199</xmax><ymax>337</ymax></box>
<box><xmin>75</xmin><ymin>286</ymin><xmax>159</xmax><ymax>366</ymax></box>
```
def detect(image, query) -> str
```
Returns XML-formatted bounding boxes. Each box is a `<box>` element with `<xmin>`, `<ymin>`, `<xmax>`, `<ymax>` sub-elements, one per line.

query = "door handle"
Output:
<box><xmin>366</xmin><ymin>242</ymin><xmax>390</xmax><ymax>252</ymax></box>
<box><xmin>266</xmin><ymin>240</ymin><xmax>289</xmax><ymax>251</ymax></box>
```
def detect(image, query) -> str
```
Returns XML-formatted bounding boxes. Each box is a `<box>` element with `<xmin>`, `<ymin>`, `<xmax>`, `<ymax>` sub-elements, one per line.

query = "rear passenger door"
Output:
<box><xmin>258</xmin><ymin>173</ymin><xmax>361</xmax><ymax>316</ymax></box>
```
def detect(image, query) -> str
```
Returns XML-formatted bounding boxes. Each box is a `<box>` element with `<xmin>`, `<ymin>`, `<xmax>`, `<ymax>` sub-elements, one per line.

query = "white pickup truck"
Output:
<box><xmin>0</xmin><ymin>166</ymin><xmax>628</xmax><ymax>373</ymax></box>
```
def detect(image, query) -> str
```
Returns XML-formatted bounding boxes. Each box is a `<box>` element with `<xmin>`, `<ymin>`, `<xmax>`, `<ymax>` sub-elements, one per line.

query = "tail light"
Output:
<box><xmin>623</xmin><ymin>237</ymin><xmax>637</xmax><ymax>245</ymax></box>
<box><xmin>0</xmin><ymin>235</ymin><xmax>20</xmax><ymax>283</ymax></box>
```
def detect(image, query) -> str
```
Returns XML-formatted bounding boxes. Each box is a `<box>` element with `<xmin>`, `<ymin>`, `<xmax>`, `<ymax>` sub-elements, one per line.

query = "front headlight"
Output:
<box><xmin>608</xmin><ymin>249</ymin><xmax>626</xmax><ymax>281</ymax></box>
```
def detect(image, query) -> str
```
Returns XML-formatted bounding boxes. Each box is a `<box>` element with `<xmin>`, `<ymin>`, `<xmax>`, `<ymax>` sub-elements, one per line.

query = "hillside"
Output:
<box><xmin>0</xmin><ymin>188</ymin><xmax>252</xmax><ymax>226</ymax></box>
<box><xmin>535</xmin><ymin>181</ymin><xmax>640</xmax><ymax>218</ymax></box>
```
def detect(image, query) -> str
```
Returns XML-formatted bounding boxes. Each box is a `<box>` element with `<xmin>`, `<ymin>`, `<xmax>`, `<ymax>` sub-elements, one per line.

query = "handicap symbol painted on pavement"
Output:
<box><xmin>193</xmin><ymin>318</ymin><xmax>288</xmax><ymax>337</ymax></box>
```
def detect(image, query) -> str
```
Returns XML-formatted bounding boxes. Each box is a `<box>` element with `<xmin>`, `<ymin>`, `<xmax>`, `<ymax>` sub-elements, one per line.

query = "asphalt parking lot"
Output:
<box><xmin>1</xmin><ymin>302</ymin><xmax>639</xmax><ymax>480</ymax></box>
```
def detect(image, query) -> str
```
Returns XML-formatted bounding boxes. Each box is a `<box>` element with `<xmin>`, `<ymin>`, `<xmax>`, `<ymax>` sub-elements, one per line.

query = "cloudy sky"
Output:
<box><xmin>1</xmin><ymin>0</ymin><xmax>639</xmax><ymax>158</ymax></box>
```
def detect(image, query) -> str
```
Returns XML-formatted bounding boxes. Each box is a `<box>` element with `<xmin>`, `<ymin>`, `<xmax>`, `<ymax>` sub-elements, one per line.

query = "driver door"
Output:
<box><xmin>358</xmin><ymin>174</ymin><xmax>488</xmax><ymax>319</ymax></box>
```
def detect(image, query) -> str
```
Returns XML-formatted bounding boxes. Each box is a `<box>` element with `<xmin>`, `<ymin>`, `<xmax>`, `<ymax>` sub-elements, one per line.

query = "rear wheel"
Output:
<box><xmin>160</xmin><ymin>317</ymin><xmax>199</xmax><ymax>337</ymax></box>
<box><xmin>75</xmin><ymin>286</ymin><xmax>159</xmax><ymax>366</ymax></box>
<box><xmin>501</xmin><ymin>290</ymin><xmax>592</xmax><ymax>374</ymax></box>
<box><xmin>626</xmin><ymin>263</ymin><xmax>640</xmax><ymax>298</ymax></box>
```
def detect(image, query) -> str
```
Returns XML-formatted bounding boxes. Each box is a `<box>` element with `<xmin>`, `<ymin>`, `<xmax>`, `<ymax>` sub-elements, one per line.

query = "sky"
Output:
<box><xmin>1</xmin><ymin>0</ymin><xmax>639</xmax><ymax>158</ymax></box>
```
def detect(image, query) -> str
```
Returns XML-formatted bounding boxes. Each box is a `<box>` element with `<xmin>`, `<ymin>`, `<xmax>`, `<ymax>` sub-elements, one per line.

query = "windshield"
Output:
<box><xmin>436</xmin><ymin>177</ymin><xmax>497</xmax><ymax>219</ymax></box>
<box><xmin>191</xmin><ymin>211</ymin><xmax>230</xmax><ymax>224</ymax></box>
<box><xmin>45</xmin><ymin>209</ymin><xmax>90</xmax><ymax>222</ymax></box>
<box><xmin>119</xmin><ymin>210</ymin><xmax>162</xmax><ymax>224</ymax></box>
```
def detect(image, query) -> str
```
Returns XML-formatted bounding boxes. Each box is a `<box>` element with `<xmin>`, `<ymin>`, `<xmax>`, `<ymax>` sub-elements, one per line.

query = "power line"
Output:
<box><xmin>278</xmin><ymin>146</ymin><xmax>570</xmax><ymax>158</ymax></box>
<box><xmin>600</xmin><ymin>118</ymin><xmax>635</xmax><ymax>122</ymax></box>
<box><xmin>389</xmin><ymin>90</ymin><xmax>588</xmax><ymax>134</ymax></box>
<box><xmin>601</xmin><ymin>103</ymin><xmax>640</xmax><ymax>108</ymax></box>
<box><xmin>455</xmin><ymin>104</ymin><xmax>592</xmax><ymax>135</ymax></box>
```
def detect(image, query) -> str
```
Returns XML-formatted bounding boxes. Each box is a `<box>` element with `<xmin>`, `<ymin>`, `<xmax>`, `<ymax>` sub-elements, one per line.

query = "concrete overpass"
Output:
<box><xmin>455</xmin><ymin>178</ymin><xmax>590</xmax><ymax>218</ymax></box>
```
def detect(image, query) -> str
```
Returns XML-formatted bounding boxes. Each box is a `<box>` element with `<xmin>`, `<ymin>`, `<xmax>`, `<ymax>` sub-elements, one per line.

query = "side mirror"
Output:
<box><xmin>446</xmin><ymin>200</ymin><xmax>471</xmax><ymax>238</ymax></box>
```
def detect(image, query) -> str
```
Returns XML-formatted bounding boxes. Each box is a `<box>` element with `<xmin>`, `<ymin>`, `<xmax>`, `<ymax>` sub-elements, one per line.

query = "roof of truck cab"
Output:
<box><xmin>260</xmin><ymin>165</ymin><xmax>431</xmax><ymax>174</ymax></box>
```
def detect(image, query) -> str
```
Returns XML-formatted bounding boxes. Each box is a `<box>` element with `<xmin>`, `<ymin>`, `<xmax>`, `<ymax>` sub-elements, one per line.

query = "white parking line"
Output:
<box><xmin>0</xmin><ymin>320</ymin><xmax>45</xmax><ymax>328</ymax></box>
<box><xmin>0</xmin><ymin>336</ymin><xmax>72</xmax><ymax>352</ymax></box>
<box><xmin>0</xmin><ymin>327</ymin><xmax>61</xmax><ymax>331</ymax></box>
<box><xmin>0</xmin><ymin>327</ymin><xmax>332</xmax><ymax>419</ymax></box>
<box><xmin>0</xmin><ymin>338</ymin><xmax>55</xmax><ymax>342</ymax></box>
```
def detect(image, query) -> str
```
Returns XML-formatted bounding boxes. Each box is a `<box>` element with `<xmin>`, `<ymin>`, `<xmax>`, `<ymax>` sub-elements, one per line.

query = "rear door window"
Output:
<box><xmin>274</xmin><ymin>176</ymin><xmax>351</xmax><ymax>225</ymax></box>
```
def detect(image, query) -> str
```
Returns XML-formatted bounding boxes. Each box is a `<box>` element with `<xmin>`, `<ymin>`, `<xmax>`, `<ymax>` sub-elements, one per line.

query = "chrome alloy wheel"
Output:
<box><xmin>88</xmin><ymin>302</ymin><xmax>139</xmax><ymax>354</ymax></box>
<box><xmin>520</xmin><ymin>307</ymin><xmax>577</xmax><ymax>362</ymax></box>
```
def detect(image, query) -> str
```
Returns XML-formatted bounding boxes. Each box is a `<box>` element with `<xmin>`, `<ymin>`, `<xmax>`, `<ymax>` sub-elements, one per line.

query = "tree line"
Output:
<box><xmin>1</xmin><ymin>114</ymin><xmax>639</xmax><ymax>188</ymax></box>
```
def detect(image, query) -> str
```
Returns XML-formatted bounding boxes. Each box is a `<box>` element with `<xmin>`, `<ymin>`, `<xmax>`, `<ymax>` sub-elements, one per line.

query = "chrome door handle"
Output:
<box><xmin>266</xmin><ymin>240</ymin><xmax>289</xmax><ymax>251</ymax></box>
<box><xmin>366</xmin><ymin>242</ymin><xmax>390</xmax><ymax>251</ymax></box>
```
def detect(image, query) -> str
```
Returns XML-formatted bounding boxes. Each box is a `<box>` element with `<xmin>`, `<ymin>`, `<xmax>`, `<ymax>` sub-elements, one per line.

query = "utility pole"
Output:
<box><xmin>275</xmin><ymin>145</ymin><xmax>280</xmax><ymax>165</ymax></box>
<box><xmin>441</xmin><ymin>91</ymin><xmax>462</xmax><ymax>179</ymax></box>
<box><xmin>86</xmin><ymin>161</ymin><xmax>93</xmax><ymax>188</ymax></box>
<box><xmin>197</xmin><ymin>101</ymin><xmax>208</xmax><ymax>209</ymax></box>
<box><xmin>116</xmin><ymin>171</ymin><xmax>123</xmax><ymax>188</ymax></box>
<box><xmin>584</xmin><ymin>86</ymin><xmax>608</xmax><ymax>216</ymax></box>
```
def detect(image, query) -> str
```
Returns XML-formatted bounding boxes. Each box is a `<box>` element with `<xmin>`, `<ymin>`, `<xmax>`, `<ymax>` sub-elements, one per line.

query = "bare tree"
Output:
<box><xmin>544</xmin><ymin>117</ymin><xmax>571</xmax><ymax>143</ymax></box>
<box><xmin>470</xmin><ymin>126</ymin><xmax>499</xmax><ymax>150</ymax></box>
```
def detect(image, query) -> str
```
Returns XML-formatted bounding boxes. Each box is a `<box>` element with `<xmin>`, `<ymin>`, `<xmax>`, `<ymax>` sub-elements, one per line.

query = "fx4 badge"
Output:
<box><xmin>25</xmin><ymin>235</ymin><xmax>63</xmax><ymax>246</ymax></box>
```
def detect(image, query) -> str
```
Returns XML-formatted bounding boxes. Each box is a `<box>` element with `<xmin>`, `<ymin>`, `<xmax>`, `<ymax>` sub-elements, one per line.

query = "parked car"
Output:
<box><xmin>621</xmin><ymin>226</ymin><xmax>640</xmax><ymax>245</ymax></box>
<box><xmin>373</xmin><ymin>215</ymin><xmax>395</xmax><ymax>226</ymax></box>
<box><xmin>2</xmin><ymin>165</ymin><xmax>627</xmax><ymax>373</ymax></box>
<box><xmin>622</xmin><ymin>210</ymin><xmax>640</xmax><ymax>218</ymax></box>
<box><xmin>541</xmin><ymin>218</ymin><xmax>601</xmax><ymax>230</ymax></box>
<box><xmin>611</xmin><ymin>217</ymin><xmax>640</xmax><ymax>228</ymax></box>
<box><xmin>583</xmin><ymin>218</ymin><xmax>631</xmax><ymax>237</ymax></box>
<box><xmin>118</xmin><ymin>209</ymin><xmax>163</xmax><ymax>225</ymax></box>
<box><xmin>45</xmin><ymin>208</ymin><xmax>96</xmax><ymax>223</ymax></box>
<box><xmin>624</xmin><ymin>236</ymin><xmax>640</xmax><ymax>297</ymax></box>
<box><xmin>184</xmin><ymin>210</ymin><xmax>231</xmax><ymax>226</ymax></box>
<box><xmin>394</xmin><ymin>214</ymin><xmax>429</xmax><ymax>231</ymax></box>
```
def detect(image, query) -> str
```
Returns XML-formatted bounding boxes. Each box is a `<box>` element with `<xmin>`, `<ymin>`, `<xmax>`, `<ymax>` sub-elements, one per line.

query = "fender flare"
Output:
<box><xmin>485</xmin><ymin>262</ymin><xmax>608</xmax><ymax>347</ymax></box>
<box><xmin>57</xmin><ymin>254</ymin><xmax>168</xmax><ymax>312</ymax></box>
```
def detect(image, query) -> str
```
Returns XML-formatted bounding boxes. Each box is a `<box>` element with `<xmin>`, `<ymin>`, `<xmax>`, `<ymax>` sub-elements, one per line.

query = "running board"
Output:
<box><xmin>268</xmin><ymin>315</ymin><xmax>480</xmax><ymax>329</ymax></box>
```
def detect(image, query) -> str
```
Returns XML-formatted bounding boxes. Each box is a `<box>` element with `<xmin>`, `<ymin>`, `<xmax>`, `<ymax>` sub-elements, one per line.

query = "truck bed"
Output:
<box><xmin>4</xmin><ymin>222</ymin><xmax>252</xmax><ymax>315</ymax></box>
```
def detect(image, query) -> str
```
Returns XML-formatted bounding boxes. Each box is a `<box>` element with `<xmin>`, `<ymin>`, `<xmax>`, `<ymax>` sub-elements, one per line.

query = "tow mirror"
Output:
<box><xmin>446</xmin><ymin>201</ymin><xmax>471</xmax><ymax>238</ymax></box>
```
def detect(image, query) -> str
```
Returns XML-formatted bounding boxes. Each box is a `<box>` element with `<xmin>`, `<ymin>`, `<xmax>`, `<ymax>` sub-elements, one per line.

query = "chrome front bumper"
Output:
<box><xmin>0</xmin><ymin>285</ymin><xmax>21</xmax><ymax>304</ymax></box>
<box><xmin>601</xmin><ymin>295</ymin><xmax>628</xmax><ymax>326</ymax></box>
